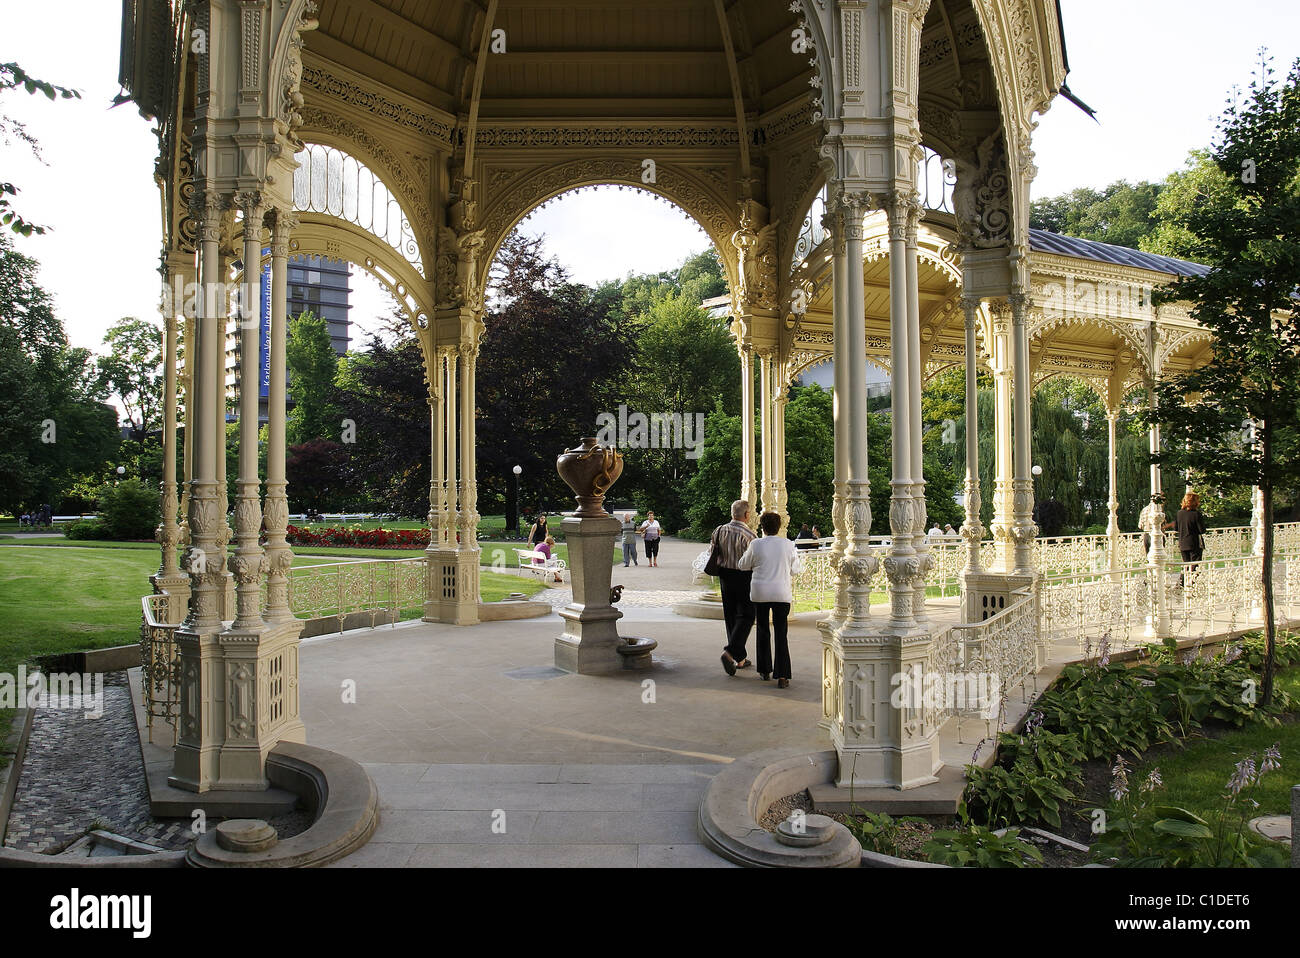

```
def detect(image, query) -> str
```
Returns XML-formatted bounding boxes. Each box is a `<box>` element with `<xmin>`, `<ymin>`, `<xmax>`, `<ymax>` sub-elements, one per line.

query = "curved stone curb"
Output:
<box><xmin>697</xmin><ymin>748</ymin><xmax>861</xmax><ymax>867</ymax></box>
<box><xmin>187</xmin><ymin>742</ymin><xmax>378</xmax><ymax>868</ymax></box>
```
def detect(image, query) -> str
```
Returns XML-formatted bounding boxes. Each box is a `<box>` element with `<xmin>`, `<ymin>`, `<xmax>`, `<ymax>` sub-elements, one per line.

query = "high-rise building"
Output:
<box><xmin>225</xmin><ymin>254</ymin><xmax>352</xmax><ymax>422</ymax></box>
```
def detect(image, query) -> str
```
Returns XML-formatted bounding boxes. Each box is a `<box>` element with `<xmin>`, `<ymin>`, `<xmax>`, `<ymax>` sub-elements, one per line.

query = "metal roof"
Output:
<box><xmin>1029</xmin><ymin>229</ymin><xmax>1210</xmax><ymax>278</ymax></box>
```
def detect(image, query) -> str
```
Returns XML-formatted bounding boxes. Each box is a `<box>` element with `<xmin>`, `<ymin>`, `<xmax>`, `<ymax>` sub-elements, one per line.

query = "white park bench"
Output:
<box><xmin>514</xmin><ymin>548</ymin><xmax>567</xmax><ymax>581</ymax></box>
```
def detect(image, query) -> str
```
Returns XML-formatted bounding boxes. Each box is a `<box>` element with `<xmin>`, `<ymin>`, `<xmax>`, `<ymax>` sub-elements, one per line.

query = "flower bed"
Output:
<box><xmin>285</xmin><ymin>524</ymin><xmax>430</xmax><ymax>549</ymax></box>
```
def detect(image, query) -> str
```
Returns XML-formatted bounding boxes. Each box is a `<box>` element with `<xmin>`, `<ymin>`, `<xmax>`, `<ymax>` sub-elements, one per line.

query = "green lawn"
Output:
<box><xmin>0</xmin><ymin>544</ymin><xmax>543</xmax><ymax>753</ymax></box>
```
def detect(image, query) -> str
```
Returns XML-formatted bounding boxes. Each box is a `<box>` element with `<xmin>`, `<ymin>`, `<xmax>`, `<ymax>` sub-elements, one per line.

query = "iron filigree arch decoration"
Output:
<box><xmin>277</xmin><ymin>217</ymin><xmax>432</xmax><ymax>333</ymax></box>
<box><xmin>787</xmin><ymin>148</ymin><xmax>959</xmax><ymax>277</ymax></box>
<box><xmin>292</xmin><ymin>143</ymin><xmax>425</xmax><ymax>280</ymax></box>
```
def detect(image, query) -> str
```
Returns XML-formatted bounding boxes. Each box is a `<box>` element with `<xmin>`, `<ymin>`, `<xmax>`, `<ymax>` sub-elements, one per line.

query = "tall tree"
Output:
<box><xmin>0</xmin><ymin>235</ymin><xmax>118</xmax><ymax>511</ymax></box>
<box><xmin>1141</xmin><ymin>151</ymin><xmax>1236</xmax><ymax>260</ymax></box>
<box><xmin>617</xmin><ymin>291</ymin><xmax>739</xmax><ymax>531</ymax></box>
<box><xmin>285</xmin><ymin>310</ymin><xmax>341</xmax><ymax>445</ymax></box>
<box><xmin>97</xmin><ymin>316</ymin><xmax>163</xmax><ymax>447</ymax></box>
<box><xmin>1147</xmin><ymin>55</ymin><xmax>1300</xmax><ymax>706</ymax></box>
<box><xmin>1030</xmin><ymin>180</ymin><xmax>1163</xmax><ymax>250</ymax></box>
<box><xmin>333</xmin><ymin>334</ymin><xmax>429</xmax><ymax>516</ymax></box>
<box><xmin>476</xmin><ymin>232</ymin><xmax>637</xmax><ymax>516</ymax></box>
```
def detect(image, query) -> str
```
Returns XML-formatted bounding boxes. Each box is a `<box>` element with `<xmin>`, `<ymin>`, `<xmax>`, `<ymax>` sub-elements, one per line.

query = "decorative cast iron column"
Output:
<box><xmin>960</xmin><ymin>295</ymin><xmax>985</xmax><ymax>576</ymax></box>
<box><xmin>1106</xmin><ymin>408</ymin><xmax>1121</xmax><ymax>573</ymax></box>
<box><xmin>904</xmin><ymin>193</ymin><xmax>929</xmax><ymax>624</ymax></box>
<box><xmin>1010</xmin><ymin>293</ymin><xmax>1037</xmax><ymax>575</ymax></box>
<box><xmin>262</xmin><ymin>209</ymin><xmax>295</xmax><ymax>623</ymax></box>
<box><xmin>230</xmin><ymin>192</ymin><xmax>266</xmax><ymax>631</ymax></box>
<box><xmin>883</xmin><ymin>192</ymin><xmax>919</xmax><ymax>633</ymax></box>
<box><xmin>989</xmin><ymin>301</ymin><xmax>1014</xmax><ymax>572</ymax></box>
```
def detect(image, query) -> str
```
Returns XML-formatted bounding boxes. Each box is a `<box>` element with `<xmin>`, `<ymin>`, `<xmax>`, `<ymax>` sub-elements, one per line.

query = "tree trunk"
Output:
<box><xmin>1261</xmin><ymin>428</ymin><xmax>1276</xmax><ymax>709</ymax></box>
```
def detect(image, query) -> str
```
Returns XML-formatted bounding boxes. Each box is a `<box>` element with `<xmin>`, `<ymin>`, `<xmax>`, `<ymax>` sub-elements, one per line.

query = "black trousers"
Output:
<box><xmin>717</xmin><ymin>568</ymin><xmax>754</xmax><ymax>661</ymax></box>
<box><xmin>754</xmin><ymin>601</ymin><xmax>792</xmax><ymax>680</ymax></box>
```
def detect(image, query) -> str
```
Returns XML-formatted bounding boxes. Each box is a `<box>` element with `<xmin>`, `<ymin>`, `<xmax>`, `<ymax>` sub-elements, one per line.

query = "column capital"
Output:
<box><xmin>194</xmin><ymin>191</ymin><xmax>227</xmax><ymax>244</ymax></box>
<box><xmin>234</xmin><ymin>190</ymin><xmax>266</xmax><ymax>229</ymax></box>
<box><xmin>266</xmin><ymin>207</ymin><xmax>298</xmax><ymax>254</ymax></box>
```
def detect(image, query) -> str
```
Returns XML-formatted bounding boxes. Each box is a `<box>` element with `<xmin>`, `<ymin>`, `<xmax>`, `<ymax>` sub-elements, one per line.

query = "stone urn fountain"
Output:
<box><xmin>553</xmin><ymin>438</ymin><xmax>654</xmax><ymax>673</ymax></box>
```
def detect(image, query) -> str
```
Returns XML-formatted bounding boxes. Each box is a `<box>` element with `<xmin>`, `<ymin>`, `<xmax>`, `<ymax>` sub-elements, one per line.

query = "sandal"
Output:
<box><xmin>736</xmin><ymin>658</ymin><xmax>751</xmax><ymax>669</ymax></box>
<box><xmin>720</xmin><ymin>652</ymin><xmax>737</xmax><ymax>676</ymax></box>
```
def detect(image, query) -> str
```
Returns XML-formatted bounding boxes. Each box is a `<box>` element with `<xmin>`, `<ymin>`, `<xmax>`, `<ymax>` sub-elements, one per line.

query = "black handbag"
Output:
<box><xmin>703</xmin><ymin>547</ymin><xmax>723</xmax><ymax>577</ymax></box>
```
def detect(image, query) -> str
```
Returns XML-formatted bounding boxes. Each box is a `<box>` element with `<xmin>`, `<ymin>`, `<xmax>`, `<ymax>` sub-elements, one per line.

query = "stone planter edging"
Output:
<box><xmin>697</xmin><ymin>747</ymin><xmax>861</xmax><ymax>867</ymax></box>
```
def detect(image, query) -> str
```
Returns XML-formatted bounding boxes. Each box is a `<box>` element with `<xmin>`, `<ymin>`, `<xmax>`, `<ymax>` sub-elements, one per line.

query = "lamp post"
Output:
<box><xmin>510</xmin><ymin>465</ymin><xmax>522</xmax><ymax>539</ymax></box>
<box><xmin>115</xmin><ymin>465</ymin><xmax>126</xmax><ymax>486</ymax></box>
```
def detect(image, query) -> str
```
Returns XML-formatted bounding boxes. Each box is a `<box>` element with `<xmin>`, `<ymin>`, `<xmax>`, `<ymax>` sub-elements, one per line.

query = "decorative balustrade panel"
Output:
<box><xmin>1165</xmin><ymin>554</ymin><xmax>1300</xmax><ymax>642</ymax></box>
<box><xmin>287</xmin><ymin>556</ymin><xmax>426</xmax><ymax>631</ymax></box>
<box><xmin>1038</xmin><ymin>567</ymin><xmax>1154</xmax><ymax>654</ymax></box>
<box><xmin>1034</xmin><ymin>536</ymin><xmax>1110</xmax><ymax>576</ymax></box>
<box><xmin>928</xmin><ymin>589</ymin><xmax>1037</xmax><ymax>739</ymax></box>
<box><xmin>1201</xmin><ymin>526</ymin><xmax>1251</xmax><ymax>561</ymax></box>
<box><xmin>791</xmin><ymin>548</ymin><xmax>840</xmax><ymax>610</ymax></box>
<box><xmin>139</xmin><ymin>594</ymin><xmax>181</xmax><ymax>744</ymax></box>
<box><xmin>1274</xmin><ymin>522</ymin><xmax>1300</xmax><ymax>555</ymax></box>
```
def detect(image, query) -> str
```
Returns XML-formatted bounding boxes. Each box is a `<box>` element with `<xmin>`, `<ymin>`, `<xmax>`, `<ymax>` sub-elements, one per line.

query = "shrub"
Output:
<box><xmin>64</xmin><ymin>519</ymin><xmax>112</xmax><ymax>540</ymax></box>
<box><xmin>923</xmin><ymin>824</ymin><xmax>1043</xmax><ymax>868</ymax></box>
<box><xmin>98</xmin><ymin>479</ymin><xmax>160</xmax><ymax>540</ymax></box>
<box><xmin>284</xmin><ymin>524</ymin><xmax>431</xmax><ymax>549</ymax></box>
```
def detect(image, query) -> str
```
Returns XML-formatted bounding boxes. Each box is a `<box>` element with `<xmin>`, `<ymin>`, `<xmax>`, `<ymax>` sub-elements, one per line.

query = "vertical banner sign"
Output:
<box><xmin>260</xmin><ymin>249</ymin><xmax>272</xmax><ymax>400</ymax></box>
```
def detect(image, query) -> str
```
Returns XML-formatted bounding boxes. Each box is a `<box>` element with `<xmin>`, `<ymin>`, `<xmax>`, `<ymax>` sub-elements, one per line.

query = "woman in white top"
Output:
<box><xmin>638</xmin><ymin>511</ymin><xmax>663</xmax><ymax>567</ymax></box>
<box><xmin>736</xmin><ymin>512</ymin><xmax>804</xmax><ymax>687</ymax></box>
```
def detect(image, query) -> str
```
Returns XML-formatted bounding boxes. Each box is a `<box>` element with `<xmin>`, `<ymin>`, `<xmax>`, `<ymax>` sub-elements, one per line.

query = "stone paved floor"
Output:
<box><xmin>330</xmin><ymin>762</ymin><xmax>736</xmax><ymax>868</ymax></box>
<box><xmin>4</xmin><ymin>673</ymin><xmax>192</xmax><ymax>853</ymax></box>
<box><xmin>292</xmin><ymin>596</ymin><xmax>959</xmax><ymax>866</ymax></box>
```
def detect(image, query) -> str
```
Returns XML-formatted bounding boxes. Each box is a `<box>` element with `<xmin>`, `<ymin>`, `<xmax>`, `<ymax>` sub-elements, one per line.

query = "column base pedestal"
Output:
<box><xmin>422</xmin><ymin>546</ymin><xmax>480</xmax><ymax>625</ymax></box>
<box><xmin>554</xmin><ymin>514</ymin><xmax>625</xmax><ymax>674</ymax></box>
<box><xmin>169</xmin><ymin>616</ymin><xmax>306</xmax><ymax>794</ymax></box>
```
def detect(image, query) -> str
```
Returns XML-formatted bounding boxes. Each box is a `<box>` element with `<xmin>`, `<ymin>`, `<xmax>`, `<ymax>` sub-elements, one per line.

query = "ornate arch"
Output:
<box><xmin>277</xmin><ymin>217</ymin><xmax>433</xmax><ymax>333</ymax></box>
<box><xmin>783</xmin><ymin>176</ymin><xmax>829</xmax><ymax>276</ymax></box>
<box><xmin>1028</xmin><ymin>314</ymin><xmax>1152</xmax><ymax>380</ymax></box>
<box><xmin>1031</xmin><ymin>369</ymin><xmax>1112</xmax><ymax>407</ymax></box>
<box><xmin>785</xmin><ymin>349</ymin><xmax>833</xmax><ymax>389</ymax></box>
<box><xmin>294</xmin><ymin>117</ymin><xmax>436</xmax><ymax>264</ymax></box>
<box><xmin>477</xmin><ymin>159</ymin><xmax>741</xmax><ymax>293</ymax></box>
<box><xmin>1156</xmin><ymin>328</ymin><xmax>1215</xmax><ymax>376</ymax></box>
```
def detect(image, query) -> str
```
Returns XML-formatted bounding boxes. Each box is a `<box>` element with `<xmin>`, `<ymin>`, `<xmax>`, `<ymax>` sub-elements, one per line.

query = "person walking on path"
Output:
<box><xmin>621</xmin><ymin>512</ymin><xmax>639</xmax><ymax>567</ymax></box>
<box><xmin>1168</xmin><ymin>491</ymin><xmax>1208</xmax><ymax>585</ymax></box>
<box><xmin>712</xmin><ymin>499</ymin><xmax>757</xmax><ymax>676</ymax></box>
<box><xmin>529</xmin><ymin>514</ymin><xmax>549</xmax><ymax>548</ymax></box>
<box><xmin>737</xmin><ymin>512</ymin><xmax>803</xmax><ymax>688</ymax></box>
<box><xmin>639</xmin><ymin>511</ymin><xmax>662</xmax><ymax>567</ymax></box>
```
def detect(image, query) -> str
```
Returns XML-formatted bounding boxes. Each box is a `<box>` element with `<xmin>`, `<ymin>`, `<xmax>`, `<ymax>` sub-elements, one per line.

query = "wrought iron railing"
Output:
<box><xmin>139</xmin><ymin>593</ymin><xmax>181</xmax><ymax>745</ymax></box>
<box><xmin>928</xmin><ymin>586</ymin><xmax>1037</xmax><ymax>742</ymax></box>
<box><xmin>286</xmin><ymin>556</ymin><xmax>427</xmax><ymax>633</ymax></box>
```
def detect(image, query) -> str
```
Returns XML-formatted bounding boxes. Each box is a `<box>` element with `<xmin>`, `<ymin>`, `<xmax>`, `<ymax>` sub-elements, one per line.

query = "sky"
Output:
<box><xmin>2</xmin><ymin>0</ymin><xmax>1299</xmax><ymax>353</ymax></box>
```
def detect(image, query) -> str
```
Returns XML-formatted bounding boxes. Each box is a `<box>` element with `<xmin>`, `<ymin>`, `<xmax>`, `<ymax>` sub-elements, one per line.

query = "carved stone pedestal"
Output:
<box><xmin>825</xmin><ymin>627</ymin><xmax>942</xmax><ymax>790</ymax></box>
<box><xmin>423</xmin><ymin>545</ymin><xmax>481</xmax><ymax>625</ymax></box>
<box><xmin>170</xmin><ymin>617</ymin><xmax>305</xmax><ymax>793</ymax></box>
<box><xmin>555</xmin><ymin>515</ymin><xmax>625</xmax><ymax>674</ymax></box>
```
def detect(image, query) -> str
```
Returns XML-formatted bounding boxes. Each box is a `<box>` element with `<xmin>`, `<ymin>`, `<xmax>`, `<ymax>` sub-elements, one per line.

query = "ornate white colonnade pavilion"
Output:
<box><xmin>122</xmin><ymin>0</ymin><xmax>1154</xmax><ymax>795</ymax></box>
